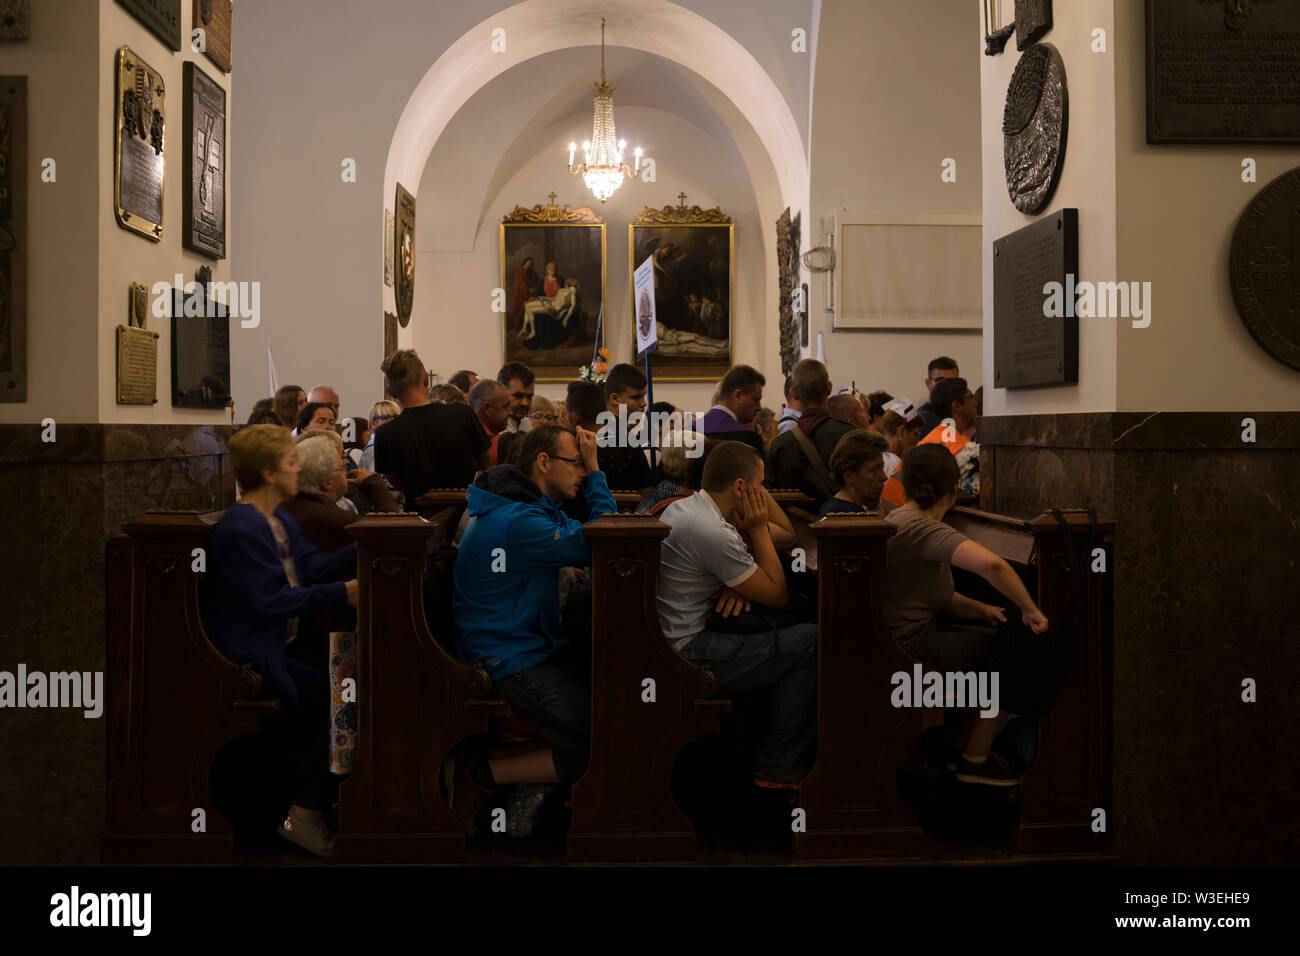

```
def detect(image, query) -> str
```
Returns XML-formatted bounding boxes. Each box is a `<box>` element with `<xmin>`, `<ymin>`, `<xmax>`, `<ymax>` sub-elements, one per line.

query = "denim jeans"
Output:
<box><xmin>682</xmin><ymin>622</ymin><xmax>818</xmax><ymax>779</ymax></box>
<box><xmin>493</xmin><ymin>655</ymin><xmax>590</xmax><ymax>783</ymax></box>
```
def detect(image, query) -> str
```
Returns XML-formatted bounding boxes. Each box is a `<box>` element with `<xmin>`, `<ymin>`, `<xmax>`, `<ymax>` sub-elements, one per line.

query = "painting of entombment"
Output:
<box><xmin>629</xmin><ymin>205</ymin><xmax>733</xmax><ymax>381</ymax></box>
<box><xmin>501</xmin><ymin>203</ymin><xmax>605</xmax><ymax>382</ymax></box>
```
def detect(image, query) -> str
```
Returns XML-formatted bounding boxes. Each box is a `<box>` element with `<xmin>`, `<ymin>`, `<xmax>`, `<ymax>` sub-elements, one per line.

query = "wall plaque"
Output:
<box><xmin>993</xmin><ymin>208</ymin><xmax>1079</xmax><ymax>389</ymax></box>
<box><xmin>1229</xmin><ymin>166</ymin><xmax>1300</xmax><ymax>371</ymax></box>
<box><xmin>0</xmin><ymin>1</ymin><xmax>31</xmax><ymax>40</ymax></box>
<box><xmin>0</xmin><ymin>76</ymin><xmax>25</xmax><ymax>402</ymax></box>
<box><xmin>384</xmin><ymin>209</ymin><xmax>394</xmax><ymax>287</ymax></box>
<box><xmin>395</xmin><ymin>183</ymin><xmax>415</xmax><ymax>327</ymax></box>
<box><xmin>114</xmin><ymin>46</ymin><xmax>165</xmax><ymax>241</ymax></box>
<box><xmin>116</xmin><ymin>0</ymin><xmax>181</xmax><ymax>52</ymax></box>
<box><xmin>776</xmin><ymin>207</ymin><xmax>801</xmax><ymax>376</ymax></box>
<box><xmin>183</xmin><ymin>62</ymin><xmax>225</xmax><ymax>259</ymax></box>
<box><xmin>1003</xmin><ymin>42</ymin><xmax>1068</xmax><ymax>215</ymax></box>
<box><xmin>1147</xmin><ymin>0</ymin><xmax>1300</xmax><ymax>144</ymax></box>
<box><xmin>193</xmin><ymin>0</ymin><xmax>231</xmax><ymax>73</ymax></box>
<box><xmin>116</xmin><ymin>327</ymin><xmax>159</xmax><ymax>404</ymax></box>
<box><xmin>171</xmin><ymin>280</ymin><xmax>230</xmax><ymax>408</ymax></box>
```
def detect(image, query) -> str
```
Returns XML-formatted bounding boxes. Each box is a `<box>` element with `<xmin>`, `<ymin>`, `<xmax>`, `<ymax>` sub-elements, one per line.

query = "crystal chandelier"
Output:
<box><xmin>567</xmin><ymin>18</ymin><xmax>641</xmax><ymax>204</ymax></box>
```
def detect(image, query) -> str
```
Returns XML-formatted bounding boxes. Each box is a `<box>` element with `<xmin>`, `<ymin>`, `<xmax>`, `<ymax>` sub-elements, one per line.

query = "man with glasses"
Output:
<box><xmin>447</xmin><ymin>424</ymin><xmax>614</xmax><ymax>833</ymax></box>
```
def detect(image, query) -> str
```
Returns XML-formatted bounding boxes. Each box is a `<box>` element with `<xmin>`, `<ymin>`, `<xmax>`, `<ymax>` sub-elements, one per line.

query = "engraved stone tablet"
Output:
<box><xmin>183</xmin><ymin>62</ymin><xmax>225</xmax><ymax>259</ymax></box>
<box><xmin>1229</xmin><ymin>166</ymin><xmax>1300</xmax><ymax>371</ymax></box>
<box><xmin>993</xmin><ymin>209</ymin><xmax>1079</xmax><ymax>389</ymax></box>
<box><xmin>114</xmin><ymin>47</ymin><xmax>165</xmax><ymax>241</ymax></box>
<box><xmin>116</xmin><ymin>0</ymin><xmax>181</xmax><ymax>52</ymax></box>
<box><xmin>1147</xmin><ymin>0</ymin><xmax>1300</xmax><ymax>144</ymax></box>
<box><xmin>170</xmin><ymin>285</ymin><xmax>230</xmax><ymax>408</ymax></box>
<box><xmin>193</xmin><ymin>0</ymin><xmax>231</xmax><ymax>73</ymax></box>
<box><xmin>116</xmin><ymin>324</ymin><xmax>159</xmax><ymax>404</ymax></box>
<box><xmin>1003</xmin><ymin>43</ymin><xmax>1068</xmax><ymax>215</ymax></box>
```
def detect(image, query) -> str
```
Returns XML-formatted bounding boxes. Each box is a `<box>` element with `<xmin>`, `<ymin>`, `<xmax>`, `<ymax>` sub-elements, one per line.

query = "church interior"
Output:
<box><xmin>1</xmin><ymin>0</ymin><xmax>1297</xmax><ymax>897</ymax></box>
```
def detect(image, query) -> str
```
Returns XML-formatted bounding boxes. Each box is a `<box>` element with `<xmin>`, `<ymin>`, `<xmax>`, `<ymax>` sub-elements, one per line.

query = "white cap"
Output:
<box><xmin>883</xmin><ymin>397</ymin><xmax>918</xmax><ymax>422</ymax></box>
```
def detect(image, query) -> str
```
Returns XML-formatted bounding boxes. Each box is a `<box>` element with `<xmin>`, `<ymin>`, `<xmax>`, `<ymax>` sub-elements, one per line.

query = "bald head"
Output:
<box><xmin>469</xmin><ymin>379</ymin><xmax>511</xmax><ymax>435</ymax></box>
<box><xmin>308</xmin><ymin>385</ymin><xmax>339</xmax><ymax>416</ymax></box>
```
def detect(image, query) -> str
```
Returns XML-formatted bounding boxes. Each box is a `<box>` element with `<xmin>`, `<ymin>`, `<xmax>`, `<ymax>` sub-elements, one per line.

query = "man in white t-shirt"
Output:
<box><xmin>657</xmin><ymin>441</ymin><xmax>817</xmax><ymax>789</ymax></box>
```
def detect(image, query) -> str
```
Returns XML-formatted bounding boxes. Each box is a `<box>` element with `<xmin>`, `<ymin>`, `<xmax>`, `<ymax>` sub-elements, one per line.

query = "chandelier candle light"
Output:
<box><xmin>567</xmin><ymin>18</ymin><xmax>642</xmax><ymax>203</ymax></box>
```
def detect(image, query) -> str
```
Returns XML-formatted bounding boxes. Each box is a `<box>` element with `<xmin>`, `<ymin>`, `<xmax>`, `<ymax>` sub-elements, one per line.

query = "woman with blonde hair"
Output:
<box><xmin>201</xmin><ymin>424</ymin><xmax>358</xmax><ymax>857</ymax></box>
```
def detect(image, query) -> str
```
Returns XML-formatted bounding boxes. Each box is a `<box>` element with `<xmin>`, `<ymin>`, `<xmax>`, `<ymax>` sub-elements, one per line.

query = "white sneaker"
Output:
<box><xmin>278</xmin><ymin>811</ymin><xmax>336</xmax><ymax>858</ymax></box>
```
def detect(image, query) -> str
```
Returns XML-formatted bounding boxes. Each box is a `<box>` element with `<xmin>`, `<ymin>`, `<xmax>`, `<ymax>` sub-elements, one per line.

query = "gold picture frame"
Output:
<box><xmin>629</xmin><ymin>204</ymin><xmax>733</xmax><ymax>382</ymax></box>
<box><xmin>501</xmin><ymin>201</ymin><xmax>606</xmax><ymax>383</ymax></box>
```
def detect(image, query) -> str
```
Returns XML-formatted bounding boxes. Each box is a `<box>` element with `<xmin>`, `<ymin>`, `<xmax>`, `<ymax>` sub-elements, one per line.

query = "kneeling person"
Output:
<box><xmin>451</xmin><ymin>424</ymin><xmax>615</xmax><ymax>830</ymax></box>
<box><xmin>657</xmin><ymin>441</ymin><xmax>818</xmax><ymax>788</ymax></box>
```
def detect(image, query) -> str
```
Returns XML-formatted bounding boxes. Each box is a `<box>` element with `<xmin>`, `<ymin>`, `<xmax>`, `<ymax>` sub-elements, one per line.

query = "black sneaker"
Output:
<box><xmin>954</xmin><ymin>752</ymin><xmax>1020</xmax><ymax>787</ymax></box>
<box><xmin>505</xmin><ymin>783</ymin><xmax>555</xmax><ymax>838</ymax></box>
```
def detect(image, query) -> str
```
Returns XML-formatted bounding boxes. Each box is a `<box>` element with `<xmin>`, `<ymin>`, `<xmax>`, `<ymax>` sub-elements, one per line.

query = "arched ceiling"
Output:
<box><xmin>419</xmin><ymin>47</ymin><xmax>771</xmax><ymax>251</ymax></box>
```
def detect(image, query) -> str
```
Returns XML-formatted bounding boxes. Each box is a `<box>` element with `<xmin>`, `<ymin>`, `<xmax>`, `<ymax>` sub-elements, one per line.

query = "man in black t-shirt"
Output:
<box><xmin>375</xmin><ymin>349</ymin><xmax>491</xmax><ymax>501</ymax></box>
<box><xmin>565</xmin><ymin>380</ymin><xmax>653</xmax><ymax>495</ymax></box>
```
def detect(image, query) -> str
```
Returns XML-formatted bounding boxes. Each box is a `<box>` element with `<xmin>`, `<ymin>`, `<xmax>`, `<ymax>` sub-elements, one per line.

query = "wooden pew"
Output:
<box><xmin>568</xmin><ymin>514</ymin><xmax>732</xmax><ymax>863</ymax></box>
<box><xmin>943</xmin><ymin>506</ymin><xmax>1114</xmax><ymax>853</ymax></box>
<box><xmin>794</xmin><ymin>513</ymin><xmax>925</xmax><ymax>859</ymax></box>
<box><xmin>103</xmin><ymin>510</ymin><xmax>276</xmax><ymax>863</ymax></box>
<box><xmin>335</xmin><ymin>511</ymin><xmax>508</xmax><ymax>863</ymax></box>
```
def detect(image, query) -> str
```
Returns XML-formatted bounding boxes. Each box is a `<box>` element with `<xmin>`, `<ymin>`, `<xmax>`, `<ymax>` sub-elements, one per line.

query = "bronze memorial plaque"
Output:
<box><xmin>193</xmin><ymin>0</ymin><xmax>231</xmax><ymax>73</ymax></box>
<box><xmin>183</xmin><ymin>62</ymin><xmax>225</xmax><ymax>259</ymax></box>
<box><xmin>1230</xmin><ymin>166</ymin><xmax>1300</xmax><ymax>371</ymax></box>
<box><xmin>1147</xmin><ymin>0</ymin><xmax>1300</xmax><ymax>144</ymax></box>
<box><xmin>115</xmin><ymin>47</ymin><xmax>166</xmax><ymax>241</ymax></box>
<box><xmin>116</xmin><ymin>0</ymin><xmax>181</xmax><ymax>52</ymax></box>
<box><xmin>1003</xmin><ymin>42</ymin><xmax>1068</xmax><ymax>215</ymax></box>
<box><xmin>116</xmin><ymin>325</ymin><xmax>159</xmax><ymax>405</ymax></box>
<box><xmin>395</xmin><ymin>183</ymin><xmax>416</xmax><ymax>327</ymax></box>
<box><xmin>993</xmin><ymin>208</ymin><xmax>1079</xmax><ymax>389</ymax></box>
<box><xmin>1</xmin><ymin>76</ymin><xmax>26</xmax><ymax>402</ymax></box>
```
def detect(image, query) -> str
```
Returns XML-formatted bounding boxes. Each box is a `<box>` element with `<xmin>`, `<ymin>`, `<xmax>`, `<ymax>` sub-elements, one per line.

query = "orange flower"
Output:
<box><xmin>598</xmin><ymin>346</ymin><xmax>611</xmax><ymax>361</ymax></box>
<box><xmin>594</xmin><ymin>362</ymin><xmax>607</xmax><ymax>373</ymax></box>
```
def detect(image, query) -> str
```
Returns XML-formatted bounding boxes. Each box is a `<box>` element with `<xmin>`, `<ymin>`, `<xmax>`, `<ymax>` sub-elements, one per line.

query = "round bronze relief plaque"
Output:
<box><xmin>1003</xmin><ymin>43</ymin><xmax>1068</xmax><ymax>215</ymax></box>
<box><xmin>1230</xmin><ymin>166</ymin><xmax>1300</xmax><ymax>372</ymax></box>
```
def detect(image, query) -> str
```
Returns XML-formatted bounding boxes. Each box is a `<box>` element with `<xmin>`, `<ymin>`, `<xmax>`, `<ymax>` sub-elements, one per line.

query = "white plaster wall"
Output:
<box><xmin>1112</xmin><ymin>0</ymin><xmax>1300</xmax><ymax>411</ymax></box>
<box><xmin>980</xmin><ymin>0</ymin><xmax>1118</xmax><ymax>416</ymax></box>
<box><xmin>809</xmin><ymin>0</ymin><xmax>984</xmax><ymax>408</ymax></box>
<box><xmin>96</xmin><ymin>0</ymin><xmax>233</xmax><ymax>424</ymax></box>
<box><xmin>0</xmin><ymin>0</ymin><xmax>99</xmax><ymax>424</ymax></box>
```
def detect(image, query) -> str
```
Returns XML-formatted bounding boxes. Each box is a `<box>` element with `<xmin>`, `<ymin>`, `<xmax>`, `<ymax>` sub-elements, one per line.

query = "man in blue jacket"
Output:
<box><xmin>448</xmin><ymin>423</ymin><xmax>614</xmax><ymax>830</ymax></box>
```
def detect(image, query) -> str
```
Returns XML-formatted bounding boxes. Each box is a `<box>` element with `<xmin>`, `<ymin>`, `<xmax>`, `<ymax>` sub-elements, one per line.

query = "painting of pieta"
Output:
<box><xmin>630</xmin><ymin>207</ymin><xmax>733</xmax><ymax>380</ymax></box>
<box><xmin>501</xmin><ymin>205</ymin><xmax>606</xmax><ymax>382</ymax></box>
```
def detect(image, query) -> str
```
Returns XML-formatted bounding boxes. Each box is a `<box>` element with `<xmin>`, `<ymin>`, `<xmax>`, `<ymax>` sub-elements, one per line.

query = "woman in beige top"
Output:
<box><xmin>884</xmin><ymin>444</ymin><xmax>1048</xmax><ymax>787</ymax></box>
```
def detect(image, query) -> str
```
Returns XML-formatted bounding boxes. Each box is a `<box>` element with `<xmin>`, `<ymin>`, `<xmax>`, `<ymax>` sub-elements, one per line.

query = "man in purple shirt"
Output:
<box><xmin>701</xmin><ymin>364</ymin><xmax>766</xmax><ymax>454</ymax></box>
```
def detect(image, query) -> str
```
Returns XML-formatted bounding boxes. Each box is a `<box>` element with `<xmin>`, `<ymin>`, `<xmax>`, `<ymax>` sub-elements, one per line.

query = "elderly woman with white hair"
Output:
<box><xmin>281</xmin><ymin>431</ymin><xmax>398</xmax><ymax>553</ymax></box>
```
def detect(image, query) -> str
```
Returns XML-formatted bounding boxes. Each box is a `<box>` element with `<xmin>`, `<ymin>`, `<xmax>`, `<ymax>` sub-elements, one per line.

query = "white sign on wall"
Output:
<box><xmin>633</xmin><ymin>255</ymin><xmax>658</xmax><ymax>360</ymax></box>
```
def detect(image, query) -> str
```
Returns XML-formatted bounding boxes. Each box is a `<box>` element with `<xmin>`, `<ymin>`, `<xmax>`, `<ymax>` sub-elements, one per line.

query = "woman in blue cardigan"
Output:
<box><xmin>202</xmin><ymin>424</ymin><xmax>358</xmax><ymax>858</ymax></box>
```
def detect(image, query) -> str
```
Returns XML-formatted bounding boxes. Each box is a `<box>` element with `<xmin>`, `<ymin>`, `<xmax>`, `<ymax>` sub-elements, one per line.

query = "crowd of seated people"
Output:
<box><xmin>208</xmin><ymin>346</ymin><xmax>1056</xmax><ymax>857</ymax></box>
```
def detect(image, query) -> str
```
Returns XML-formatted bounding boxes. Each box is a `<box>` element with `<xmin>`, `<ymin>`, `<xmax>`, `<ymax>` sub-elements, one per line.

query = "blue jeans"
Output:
<box><xmin>493</xmin><ymin>655</ymin><xmax>590</xmax><ymax>784</ymax></box>
<box><xmin>682</xmin><ymin>623</ymin><xmax>818</xmax><ymax>779</ymax></box>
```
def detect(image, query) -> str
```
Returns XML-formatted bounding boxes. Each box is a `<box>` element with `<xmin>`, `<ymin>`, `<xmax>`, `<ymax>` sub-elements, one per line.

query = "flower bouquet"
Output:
<box><xmin>579</xmin><ymin>347</ymin><xmax>611</xmax><ymax>383</ymax></box>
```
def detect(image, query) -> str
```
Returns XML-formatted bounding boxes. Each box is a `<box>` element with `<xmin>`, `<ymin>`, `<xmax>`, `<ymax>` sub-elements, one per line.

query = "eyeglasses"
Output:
<box><xmin>549</xmin><ymin>454</ymin><xmax>583</xmax><ymax>466</ymax></box>
<box><xmin>529</xmin><ymin>413</ymin><xmax>556</xmax><ymax>422</ymax></box>
<box><xmin>373</xmin><ymin>414</ymin><xmax>396</xmax><ymax>424</ymax></box>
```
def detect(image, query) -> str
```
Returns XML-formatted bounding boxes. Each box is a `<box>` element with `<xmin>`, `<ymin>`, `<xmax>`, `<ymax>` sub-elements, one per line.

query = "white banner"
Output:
<box><xmin>633</xmin><ymin>255</ymin><xmax>658</xmax><ymax>360</ymax></box>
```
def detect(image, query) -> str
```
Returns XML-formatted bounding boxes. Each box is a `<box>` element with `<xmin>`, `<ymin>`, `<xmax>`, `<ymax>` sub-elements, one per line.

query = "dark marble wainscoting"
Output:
<box><xmin>0</xmin><ymin>424</ymin><xmax>235</xmax><ymax>865</ymax></box>
<box><xmin>979</xmin><ymin>412</ymin><xmax>1300</xmax><ymax>865</ymax></box>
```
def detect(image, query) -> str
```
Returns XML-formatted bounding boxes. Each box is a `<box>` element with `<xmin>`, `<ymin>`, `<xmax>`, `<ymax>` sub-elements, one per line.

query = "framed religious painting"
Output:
<box><xmin>629</xmin><ymin>204</ymin><xmax>733</xmax><ymax>381</ymax></box>
<box><xmin>501</xmin><ymin>200</ymin><xmax>605</xmax><ymax>382</ymax></box>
